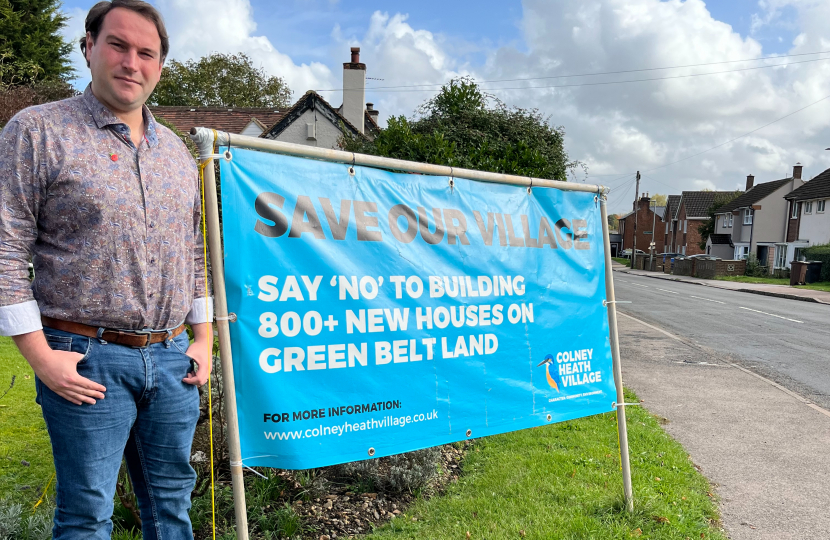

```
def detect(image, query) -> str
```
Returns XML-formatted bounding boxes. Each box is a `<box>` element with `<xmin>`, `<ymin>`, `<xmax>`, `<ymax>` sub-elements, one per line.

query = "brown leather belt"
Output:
<box><xmin>42</xmin><ymin>316</ymin><xmax>186</xmax><ymax>348</ymax></box>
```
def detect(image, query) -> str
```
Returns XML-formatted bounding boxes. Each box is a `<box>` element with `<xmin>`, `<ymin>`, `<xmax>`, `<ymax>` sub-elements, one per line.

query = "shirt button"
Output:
<box><xmin>149</xmin><ymin>222</ymin><xmax>155</xmax><ymax>228</ymax></box>
<box><xmin>150</xmin><ymin>259</ymin><xmax>156</xmax><ymax>264</ymax></box>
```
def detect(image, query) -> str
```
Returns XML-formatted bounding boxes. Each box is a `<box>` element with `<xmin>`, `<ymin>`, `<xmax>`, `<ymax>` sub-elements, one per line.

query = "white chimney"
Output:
<box><xmin>342</xmin><ymin>47</ymin><xmax>365</xmax><ymax>135</ymax></box>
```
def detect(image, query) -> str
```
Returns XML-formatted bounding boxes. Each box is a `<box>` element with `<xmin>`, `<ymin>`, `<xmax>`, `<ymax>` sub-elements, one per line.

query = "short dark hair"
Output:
<box><xmin>79</xmin><ymin>0</ymin><xmax>169</xmax><ymax>67</ymax></box>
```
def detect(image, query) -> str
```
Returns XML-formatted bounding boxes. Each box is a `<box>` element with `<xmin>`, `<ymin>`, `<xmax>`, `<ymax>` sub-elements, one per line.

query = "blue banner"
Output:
<box><xmin>219</xmin><ymin>148</ymin><xmax>615</xmax><ymax>469</ymax></box>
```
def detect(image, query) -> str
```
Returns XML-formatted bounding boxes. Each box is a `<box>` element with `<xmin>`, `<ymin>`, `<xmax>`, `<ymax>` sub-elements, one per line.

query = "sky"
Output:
<box><xmin>59</xmin><ymin>0</ymin><xmax>830</xmax><ymax>214</ymax></box>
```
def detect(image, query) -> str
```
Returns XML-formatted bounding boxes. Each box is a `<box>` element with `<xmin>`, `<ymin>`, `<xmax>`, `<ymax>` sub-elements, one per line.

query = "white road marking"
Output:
<box><xmin>619</xmin><ymin>311</ymin><xmax>830</xmax><ymax>419</ymax></box>
<box><xmin>656</xmin><ymin>288</ymin><xmax>678</xmax><ymax>294</ymax></box>
<box><xmin>739</xmin><ymin>306</ymin><xmax>802</xmax><ymax>324</ymax></box>
<box><xmin>629</xmin><ymin>282</ymin><xmax>649</xmax><ymax>288</ymax></box>
<box><xmin>689</xmin><ymin>295</ymin><xmax>726</xmax><ymax>304</ymax></box>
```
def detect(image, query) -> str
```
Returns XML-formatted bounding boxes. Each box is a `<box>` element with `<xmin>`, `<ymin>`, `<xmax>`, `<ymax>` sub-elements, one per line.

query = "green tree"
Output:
<box><xmin>149</xmin><ymin>53</ymin><xmax>292</xmax><ymax>108</ymax></box>
<box><xmin>342</xmin><ymin>78</ymin><xmax>577</xmax><ymax>180</ymax></box>
<box><xmin>698</xmin><ymin>191</ymin><xmax>742</xmax><ymax>250</ymax></box>
<box><xmin>607</xmin><ymin>214</ymin><xmax>619</xmax><ymax>230</ymax></box>
<box><xmin>0</xmin><ymin>0</ymin><xmax>74</xmax><ymax>85</ymax></box>
<box><xmin>650</xmin><ymin>193</ymin><xmax>668</xmax><ymax>206</ymax></box>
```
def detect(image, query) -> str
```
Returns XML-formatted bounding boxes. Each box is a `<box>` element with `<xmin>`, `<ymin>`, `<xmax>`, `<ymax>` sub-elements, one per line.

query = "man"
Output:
<box><xmin>0</xmin><ymin>1</ymin><xmax>212</xmax><ymax>538</ymax></box>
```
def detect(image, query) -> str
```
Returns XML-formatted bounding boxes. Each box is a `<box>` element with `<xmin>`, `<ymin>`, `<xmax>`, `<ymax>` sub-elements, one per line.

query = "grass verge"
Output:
<box><xmin>797</xmin><ymin>281</ymin><xmax>830</xmax><ymax>292</ymax></box>
<box><xmin>715</xmin><ymin>275</ymin><xmax>788</xmax><ymax>285</ymax></box>
<box><xmin>364</xmin><ymin>389</ymin><xmax>725</xmax><ymax>540</ymax></box>
<box><xmin>612</xmin><ymin>257</ymin><xmax>631</xmax><ymax>267</ymax></box>
<box><xmin>0</xmin><ymin>337</ymin><xmax>54</xmax><ymax>505</ymax></box>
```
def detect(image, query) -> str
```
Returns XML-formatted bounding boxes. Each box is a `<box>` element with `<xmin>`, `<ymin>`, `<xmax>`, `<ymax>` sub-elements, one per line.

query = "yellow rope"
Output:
<box><xmin>33</xmin><ymin>472</ymin><xmax>55</xmax><ymax>511</ymax></box>
<box><xmin>198</xmin><ymin>132</ymin><xmax>218</xmax><ymax>540</ymax></box>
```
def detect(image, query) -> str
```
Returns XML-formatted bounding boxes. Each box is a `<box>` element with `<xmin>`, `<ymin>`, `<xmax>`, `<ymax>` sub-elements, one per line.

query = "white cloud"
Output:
<box><xmin>156</xmin><ymin>0</ymin><xmax>335</xmax><ymax>98</ymax></box>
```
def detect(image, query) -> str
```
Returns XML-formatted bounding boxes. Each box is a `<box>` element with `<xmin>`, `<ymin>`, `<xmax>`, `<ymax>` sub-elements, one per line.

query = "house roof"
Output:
<box><xmin>784</xmin><ymin>167</ymin><xmax>830</xmax><ymax>201</ymax></box>
<box><xmin>653</xmin><ymin>206</ymin><xmax>666</xmax><ymax>219</ymax></box>
<box><xmin>149</xmin><ymin>106</ymin><xmax>284</xmax><ymax>135</ymax></box>
<box><xmin>717</xmin><ymin>178</ymin><xmax>790</xmax><ymax>213</ymax></box>
<box><xmin>679</xmin><ymin>191</ymin><xmax>720</xmax><ymax>219</ymax></box>
<box><xmin>709</xmin><ymin>234</ymin><xmax>733</xmax><ymax>246</ymax></box>
<box><xmin>665</xmin><ymin>195</ymin><xmax>681</xmax><ymax>221</ymax></box>
<box><xmin>261</xmin><ymin>90</ymin><xmax>373</xmax><ymax>141</ymax></box>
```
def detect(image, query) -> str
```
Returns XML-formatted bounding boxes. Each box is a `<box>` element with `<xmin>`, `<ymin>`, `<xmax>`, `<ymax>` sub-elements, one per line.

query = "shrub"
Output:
<box><xmin>803</xmin><ymin>243</ymin><xmax>830</xmax><ymax>282</ymax></box>
<box><xmin>744</xmin><ymin>253</ymin><xmax>768</xmax><ymax>277</ymax></box>
<box><xmin>327</xmin><ymin>447</ymin><xmax>442</xmax><ymax>494</ymax></box>
<box><xmin>0</xmin><ymin>498</ymin><xmax>53</xmax><ymax>540</ymax></box>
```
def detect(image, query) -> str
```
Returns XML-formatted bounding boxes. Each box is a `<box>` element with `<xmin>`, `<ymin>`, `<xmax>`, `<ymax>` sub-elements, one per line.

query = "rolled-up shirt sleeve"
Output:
<box><xmin>0</xmin><ymin>115</ymin><xmax>44</xmax><ymax>336</ymax></box>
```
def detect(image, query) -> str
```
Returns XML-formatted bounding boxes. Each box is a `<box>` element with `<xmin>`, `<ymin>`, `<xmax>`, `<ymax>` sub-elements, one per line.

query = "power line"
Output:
<box><xmin>346</xmin><ymin>57</ymin><xmax>830</xmax><ymax>94</ymax></box>
<box><xmin>586</xmin><ymin>91</ymin><xmax>830</xmax><ymax>182</ymax></box>
<box><xmin>315</xmin><ymin>49</ymin><xmax>830</xmax><ymax>92</ymax></box>
<box><xmin>642</xmin><ymin>92</ymin><xmax>830</xmax><ymax>174</ymax></box>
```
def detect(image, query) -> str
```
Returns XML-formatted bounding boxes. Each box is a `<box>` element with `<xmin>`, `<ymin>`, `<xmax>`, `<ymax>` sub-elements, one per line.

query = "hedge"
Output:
<box><xmin>803</xmin><ymin>244</ymin><xmax>830</xmax><ymax>282</ymax></box>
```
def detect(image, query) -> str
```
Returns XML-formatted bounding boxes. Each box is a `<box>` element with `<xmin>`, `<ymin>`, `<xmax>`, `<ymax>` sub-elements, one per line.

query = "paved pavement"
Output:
<box><xmin>614</xmin><ymin>263</ymin><xmax>830</xmax><ymax>304</ymax></box>
<box><xmin>618</xmin><ymin>313</ymin><xmax>830</xmax><ymax>540</ymax></box>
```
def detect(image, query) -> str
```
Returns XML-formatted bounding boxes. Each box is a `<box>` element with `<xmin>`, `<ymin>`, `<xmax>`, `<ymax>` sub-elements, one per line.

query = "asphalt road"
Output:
<box><xmin>612</xmin><ymin>271</ymin><xmax>830</xmax><ymax>409</ymax></box>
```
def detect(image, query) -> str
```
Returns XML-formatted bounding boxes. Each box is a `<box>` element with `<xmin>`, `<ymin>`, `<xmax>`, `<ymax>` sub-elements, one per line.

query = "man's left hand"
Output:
<box><xmin>182</xmin><ymin>323</ymin><xmax>213</xmax><ymax>387</ymax></box>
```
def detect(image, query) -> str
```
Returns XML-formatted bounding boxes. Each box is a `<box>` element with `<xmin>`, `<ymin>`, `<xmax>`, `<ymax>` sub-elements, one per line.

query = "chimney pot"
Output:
<box><xmin>351</xmin><ymin>47</ymin><xmax>360</xmax><ymax>63</ymax></box>
<box><xmin>793</xmin><ymin>163</ymin><xmax>803</xmax><ymax>180</ymax></box>
<box><xmin>746</xmin><ymin>174</ymin><xmax>754</xmax><ymax>191</ymax></box>
<box><xmin>366</xmin><ymin>102</ymin><xmax>374</xmax><ymax>111</ymax></box>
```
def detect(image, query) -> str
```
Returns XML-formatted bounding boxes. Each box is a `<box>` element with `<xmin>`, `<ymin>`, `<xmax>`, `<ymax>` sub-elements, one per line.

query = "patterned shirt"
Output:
<box><xmin>0</xmin><ymin>86</ymin><xmax>212</xmax><ymax>335</ymax></box>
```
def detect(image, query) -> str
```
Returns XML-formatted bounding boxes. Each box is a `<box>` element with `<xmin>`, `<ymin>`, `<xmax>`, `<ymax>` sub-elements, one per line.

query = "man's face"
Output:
<box><xmin>85</xmin><ymin>7</ymin><xmax>163</xmax><ymax>114</ymax></box>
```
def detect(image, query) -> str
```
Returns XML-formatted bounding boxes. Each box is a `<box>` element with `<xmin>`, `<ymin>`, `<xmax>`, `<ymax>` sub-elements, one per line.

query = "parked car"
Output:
<box><xmin>620</xmin><ymin>249</ymin><xmax>646</xmax><ymax>258</ymax></box>
<box><xmin>685</xmin><ymin>254</ymin><xmax>721</xmax><ymax>260</ymax></box>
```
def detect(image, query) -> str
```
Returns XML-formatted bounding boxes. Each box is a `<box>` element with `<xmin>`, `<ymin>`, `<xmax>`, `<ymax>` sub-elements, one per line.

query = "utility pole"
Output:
<box><xmin>649</xmin><ymin>198</ymin><xmax>657</xmax><ymax>271</ymax></box>
<box><xmin>632</xmin><ymin>171</ymin><xmax>640</xmax><ymax>270</ymax></box>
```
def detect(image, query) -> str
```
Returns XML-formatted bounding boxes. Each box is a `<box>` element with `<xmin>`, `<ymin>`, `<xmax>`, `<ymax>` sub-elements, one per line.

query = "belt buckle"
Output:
<box><xmin>133</xmin><ymin>329</ymin><xmax>154</xmax><ymax>348</ymax></box>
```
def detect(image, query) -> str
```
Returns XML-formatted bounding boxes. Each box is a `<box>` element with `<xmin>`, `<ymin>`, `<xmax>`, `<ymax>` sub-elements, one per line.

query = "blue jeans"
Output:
<box><xmin>37</xmin><ymin>327</ymin><xmax>200</xmax><ymax>540</ymax></box>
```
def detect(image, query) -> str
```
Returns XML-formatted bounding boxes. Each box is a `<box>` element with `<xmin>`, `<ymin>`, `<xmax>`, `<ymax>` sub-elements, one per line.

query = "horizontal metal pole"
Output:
<box><xmin>190</xmin><ymin>127</ymin><xmax>606</xmax><ymax>194</ymax></box>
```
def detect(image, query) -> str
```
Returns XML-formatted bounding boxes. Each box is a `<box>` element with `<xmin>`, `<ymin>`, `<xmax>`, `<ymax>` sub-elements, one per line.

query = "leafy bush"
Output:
<box><xmin>803</xmin><ymin>243</ymin><xmax>830</xmax><ymax>282</ymax></box>
<box><xmin>744</xmin><ymin>253</ymin><xmax>769</xmax><ymax>277</ymax></box>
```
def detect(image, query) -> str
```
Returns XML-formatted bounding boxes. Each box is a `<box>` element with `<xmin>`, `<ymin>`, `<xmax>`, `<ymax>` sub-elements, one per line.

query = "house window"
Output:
<box><xmin>791</xmin><ymin>202</ymin><xmax>799</xmax><ymax>219</ymax></box>
<box><xmin>775</xmin><ymin>245</ymin><xmax>787</xmax><ymax>269</ymax></box>
<box><xmin>681</xmin><ymin>246</ymin><xmax>686</xmax><ymax>255</ymax></box>
<box><xmin>683</xmin><ymin>220</ymin><xmax>688</xmax><ymax>233</ymax></box>
<box><xmin>794</xmin><ymin>247</ymin><xmax>806</xmax><ymax>262</ymax></box>
<box><xmin>818</xmin><ymin>200</ymin><xmax>826</xmax><ymax>213</ymax></box>
<box><xmin>737</xmin><ymin>246</ymin><xmax>749</xmax><ymax>259</ymax></box>
<box><xmin>728</xmin><ymin>214</ymin><xmax>733</xmax><ymax>227</ymax></box>
<box><xmin>805</xmin><ymin>201</ymin><xmax>813</xmax><ymax>214</ymax></box>
<box><xmin>743</xmin><ymin>208</ymin><xmax>753</xmax><ymax>225</ymax></box>
<box><xmin>665</xmin><ymin>222</ymin><xmax>669</xmax><ymax>234</ymax></box>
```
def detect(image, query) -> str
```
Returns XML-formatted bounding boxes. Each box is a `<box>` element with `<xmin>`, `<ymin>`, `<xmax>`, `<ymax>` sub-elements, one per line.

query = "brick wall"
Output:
<box><xmin>694</xmin><ymin>259</ymin><xmax>746</xmax><ymax>279</ymax></box>
<box><xmin>672</xmin><ymin>258</ymin><xmax>695</xmax><ymax>276</ymax></box>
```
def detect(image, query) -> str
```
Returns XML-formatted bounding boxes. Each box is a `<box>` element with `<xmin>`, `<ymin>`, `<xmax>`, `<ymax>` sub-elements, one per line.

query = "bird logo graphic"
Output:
<box><xmin>537</xmin><ymin>354</ymin><xmax>562</xmax><ymax>391</ymax></box>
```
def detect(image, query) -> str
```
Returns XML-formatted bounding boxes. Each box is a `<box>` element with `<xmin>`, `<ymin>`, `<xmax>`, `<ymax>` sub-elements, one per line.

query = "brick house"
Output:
<box><xmin>662</xmin><ymin>195</ymin><xmax>681</xmax><ymax>253</ymax></box>
<box><xmin>619</xmin><ymin>194</ymin><xmax>665</xmax><ymax>256</ymax></box>
<box><xmin>670</xmin><ymin>191</ymin><xmax>722</xmax><ymax>256</ymax></box>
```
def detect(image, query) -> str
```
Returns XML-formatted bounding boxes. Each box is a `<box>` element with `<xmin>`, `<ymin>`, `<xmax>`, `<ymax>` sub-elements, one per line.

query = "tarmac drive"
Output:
<box><xmin>616</xmin><ymin>293</ymin><xmax>830</xmax><ymax>539</ymax></box>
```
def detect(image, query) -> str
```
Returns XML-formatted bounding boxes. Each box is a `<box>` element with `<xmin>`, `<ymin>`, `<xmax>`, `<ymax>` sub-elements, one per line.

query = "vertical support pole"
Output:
<box><xmin>649</xmin><ymin>199</ymin><xmax>657</xmax><ymax>271</ymax></box>
<box><xmin>194</xmin><ymin>133</ymin><xmax>250</xmax><ymax>539</ymax></box>
<box><xmin>600</xmin><ymin>195</ymin><xmax>635</xmax><ymax>513</ymax></box>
